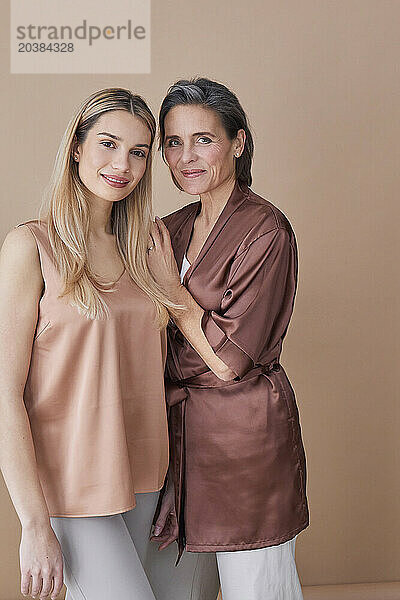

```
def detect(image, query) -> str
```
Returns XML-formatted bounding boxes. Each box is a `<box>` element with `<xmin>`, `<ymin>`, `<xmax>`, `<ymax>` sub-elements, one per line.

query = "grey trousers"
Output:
<box><xmin>50</xmin><ymin>492</ymin><xmax>220</xmax><ymax>600</ymax></box>
<box><xmin>51</xmin><ymin>491</ymin><xmax>303</xmax><ymax>600</ymax></box>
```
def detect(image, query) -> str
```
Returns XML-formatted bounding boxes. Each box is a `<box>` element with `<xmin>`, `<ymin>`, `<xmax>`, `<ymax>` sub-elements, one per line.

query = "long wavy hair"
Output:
<box><xmin>41</xmin><ymin>87</ymin><xmax>179</xmax><ymax>326</ymax></box>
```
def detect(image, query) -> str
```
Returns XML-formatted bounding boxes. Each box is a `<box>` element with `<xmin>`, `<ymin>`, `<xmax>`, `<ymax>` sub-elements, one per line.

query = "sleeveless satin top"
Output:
<box><xmin>20</xmin><ymin>221</ymin><xmax>169</xmax><ymax>517</ymax></box>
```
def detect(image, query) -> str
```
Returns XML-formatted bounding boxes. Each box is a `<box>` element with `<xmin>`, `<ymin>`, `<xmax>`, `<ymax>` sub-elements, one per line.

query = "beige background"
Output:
<box><xmin>1</xmin><ymin>0</ymin><xmax>399</xmax><ymax>597</ymax></box>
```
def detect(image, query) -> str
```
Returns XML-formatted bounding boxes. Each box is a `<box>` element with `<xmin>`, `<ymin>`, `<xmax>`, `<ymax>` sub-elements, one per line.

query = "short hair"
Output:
<box><xmin>159</xmin><ymin>77</ymin><xmax>254</xmax><ymax>189</ymax></box>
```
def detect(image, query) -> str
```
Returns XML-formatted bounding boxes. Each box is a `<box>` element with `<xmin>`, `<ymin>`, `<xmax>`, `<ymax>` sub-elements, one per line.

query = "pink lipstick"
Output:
<box><xmin>101</xmin><ymin>174</ymin><xmax>130</xmax><ymax>188</ymax></box>
<box><xmin>181</xmin><ymin>169</ymin><xmax>206</xmax><ymax>179</ymax></box>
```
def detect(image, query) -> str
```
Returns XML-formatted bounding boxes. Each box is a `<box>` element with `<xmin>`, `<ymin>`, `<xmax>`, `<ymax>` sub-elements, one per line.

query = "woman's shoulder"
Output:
<box><xmin>5</xmin><ymin>220</ymin><xmax>45</xmax><ymax>249</ymax></box>
<box><xmin>245</xmin><ymin>188</ymin><xmax>293</xmax><ymax>232</ymax></box>
<box><xmin>237</xmin><ymin>187</ymin><xmax>294</xmax><ymax>242</ymax></box>
<box><xmin>232</xmin><ymin>187</ymin><xmax>297</xmax><ymax>252</ymax></box>
<box><xmin>16</xmin><ymin>218</ymin><xmax>48</xmax><ymax>234</ymax></box>
<box><xmin>6</xmin><ymin>218</ymin><xmax>52</xmax><ymax>263</ymax></box>
<box><xmin>16</xmin><ymin>218</ymin><xmax>53</xmax><ymax>247</ymax></box>
<box><xmin>1</xmin><ymin>222</ymin><xmax>43</xmax><ymax>281</ymax></box>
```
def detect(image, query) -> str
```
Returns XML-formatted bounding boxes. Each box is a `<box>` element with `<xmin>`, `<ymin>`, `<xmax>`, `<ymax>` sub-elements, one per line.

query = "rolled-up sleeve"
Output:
<box><xmin>201</xmin><ymin>227</ymin><xmax>297</xmax><ymax>379</ymax></box>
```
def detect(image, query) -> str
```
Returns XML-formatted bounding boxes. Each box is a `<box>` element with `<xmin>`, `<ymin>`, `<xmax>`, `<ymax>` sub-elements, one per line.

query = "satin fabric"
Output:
<box><xmin>154</xmin><ymin>182</ymin><xmax>309</xmax><ymax>560</ymax></box>
<box><xmin>20</xmin><ymin>221</ymin><xmax>169</xmax><ymax>517</ymax></box>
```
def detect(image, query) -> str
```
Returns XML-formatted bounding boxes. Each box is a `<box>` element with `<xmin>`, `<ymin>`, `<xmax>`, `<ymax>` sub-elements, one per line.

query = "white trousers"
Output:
<box><xmin>51</xmin><ymin>492</ymin><xmax>303</xmax><ymax>600</ymax></box>
<box><xmin>217</xmin><ymin>537</ymin><xmax>303</xmax><ymax>600</ymax></box>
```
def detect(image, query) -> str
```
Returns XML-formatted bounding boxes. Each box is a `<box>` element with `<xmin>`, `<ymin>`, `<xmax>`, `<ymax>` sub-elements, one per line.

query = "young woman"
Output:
<box><xmin>149</xmin><ymin>78</ymin><xmax>310</xmax><ymax>600</ymax></box>
<box><xmin>0</xmin><ymin>88</ymin><xmax>219</xmax><ymax>600</ymax></box>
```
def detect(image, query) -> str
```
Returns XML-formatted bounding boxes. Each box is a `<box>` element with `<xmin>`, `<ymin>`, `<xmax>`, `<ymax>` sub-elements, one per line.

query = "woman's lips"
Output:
<box><xmin>181</xmin><ymin>169</ymin><xmax>207</xmax><ymax>179</ymax></box>
<box><xmin>101</xmin><ymin>174</ymin><xmax>130</xmax><ymax>188</ymax></box>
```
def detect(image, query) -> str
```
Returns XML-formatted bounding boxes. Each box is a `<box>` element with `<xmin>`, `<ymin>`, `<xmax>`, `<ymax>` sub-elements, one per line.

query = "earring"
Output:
<box><xmin>235</xmin><ymin>152</ymin><xmax>240</xmax><ymax>158</ymax></box>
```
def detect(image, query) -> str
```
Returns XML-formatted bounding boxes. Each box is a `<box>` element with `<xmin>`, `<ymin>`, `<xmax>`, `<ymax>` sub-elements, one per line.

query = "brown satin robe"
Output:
<box><xmin>156</xmin><ymin>182</ymin><xmax>309</xmax><ymax>560</ymax></box>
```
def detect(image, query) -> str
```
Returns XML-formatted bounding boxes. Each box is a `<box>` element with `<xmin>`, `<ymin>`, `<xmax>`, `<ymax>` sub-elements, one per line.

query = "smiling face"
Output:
<box><xmin>163</xmin><ymin>104</ymin><xmax>244</xmax><ymax>196</ymax></box>
<box><xmin>74</xmin><ymin>109</ymin><xmax>151</xmax><ymax>203</ymax></box>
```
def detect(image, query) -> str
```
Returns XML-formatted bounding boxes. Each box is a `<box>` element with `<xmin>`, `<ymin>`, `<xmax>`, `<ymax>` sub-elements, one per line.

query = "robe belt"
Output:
<box><xmin>165</xmin><ymin>358</ymin><xmax>281</xmax><ymax>407</ymax></box>
<box><xmin>164</xmin><ymin>359</ymin><xmax>281</xmax><ymax>563</ymax></box>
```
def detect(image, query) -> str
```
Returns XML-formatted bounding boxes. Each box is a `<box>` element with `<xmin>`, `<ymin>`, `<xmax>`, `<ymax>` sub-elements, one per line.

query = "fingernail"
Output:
<box><xmin>153</xmin><ymin>526</ymin><xmax>161</xmax><ymax>535</ymax></box>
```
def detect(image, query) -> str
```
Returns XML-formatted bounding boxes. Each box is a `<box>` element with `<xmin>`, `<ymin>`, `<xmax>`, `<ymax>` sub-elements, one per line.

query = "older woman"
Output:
<box><xmin>149</xmin><ymin>78</ymin><xmax>310</xmax><ymax>600</ymax></box>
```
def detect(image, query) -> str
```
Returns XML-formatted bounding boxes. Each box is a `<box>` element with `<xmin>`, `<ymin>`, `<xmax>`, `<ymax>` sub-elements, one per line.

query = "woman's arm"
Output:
<box><xmin>167</xmin><ymin>284</ymin><xmax>237</xmax><ymax>381</ymax></box>
<box><xmin>0</xmin><ymin>227</ymin><xmax>63</xmax><ymax>599</ymax></box>
<box><xmin>149</xmin><ymin>218</ymin><xmax>295</xmax><ymax>383</ymax></box>
<box><xmin>148</xmin><ymin>218</ymin><xmax>236</xmax><ymax>381</ymax></box>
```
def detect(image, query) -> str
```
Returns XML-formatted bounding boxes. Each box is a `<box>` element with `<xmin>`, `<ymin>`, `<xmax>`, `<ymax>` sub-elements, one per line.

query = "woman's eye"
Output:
<box><xmin>167</xmin><ymin>139</ymin><xmax>180</xmax><ymax>147</ymax></box>
<box><xmin>197</xmin><ymin>136</ymin><xmax>212</xmax><ymax>144</ymax></box>
<box><xmin>100</xmin><ymin>140</ymin><xmax>115</xmax><ymax>148</ymax></box>
<box><xmin>131</xmin><ymin>149</ymin><xmax>146</xmax><ymax>158</ymax></box>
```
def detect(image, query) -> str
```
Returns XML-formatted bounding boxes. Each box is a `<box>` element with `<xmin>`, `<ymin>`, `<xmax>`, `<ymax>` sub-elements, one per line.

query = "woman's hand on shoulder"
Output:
<box><xmin>147</xmin><ymin>217</ymin><xmax>182</xmax><ymax>300</ymax></box>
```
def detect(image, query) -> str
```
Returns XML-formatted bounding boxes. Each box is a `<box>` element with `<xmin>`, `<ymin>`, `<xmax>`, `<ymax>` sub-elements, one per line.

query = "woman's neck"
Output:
<box><xmin>198</xmin><ymin>177</ymin><xmax>236</xmax><ymax>227</ymax></box>
<box><xmin>87</xmin><ymin>196</ymin><xmax>114</xmax><ymax>237</ymax></box>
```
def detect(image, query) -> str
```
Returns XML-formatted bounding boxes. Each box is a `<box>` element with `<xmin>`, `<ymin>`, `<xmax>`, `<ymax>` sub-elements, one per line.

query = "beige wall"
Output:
<box><xmin>1</xmin><ymin>0</ymin><xmax>399</xmax><ymax>597</ymax></box>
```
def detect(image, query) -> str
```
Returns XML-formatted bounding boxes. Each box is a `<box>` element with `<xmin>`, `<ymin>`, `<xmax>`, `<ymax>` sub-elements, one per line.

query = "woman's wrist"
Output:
<box><xmin>21</xmin><ymin>511</ymin><xmax>51</xmax><ymax>531</ymax></box>
<box><xmin>168</xmin><ymin>280</ymin><xmax>187</xmax><ymax>306</ymax></box>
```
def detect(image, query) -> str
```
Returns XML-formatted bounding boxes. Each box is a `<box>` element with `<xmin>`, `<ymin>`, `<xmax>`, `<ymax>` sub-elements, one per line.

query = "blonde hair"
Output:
<box><xmin>41</xmin><ymin>87</ymin><xmax>179</xmax><ymax>327</ymax></box>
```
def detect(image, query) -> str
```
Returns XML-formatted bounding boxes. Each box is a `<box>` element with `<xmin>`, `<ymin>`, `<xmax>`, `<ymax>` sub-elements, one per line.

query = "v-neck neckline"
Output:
<box><xmin>181</xmin><ymin>181</ymin><xmax>249</xmax><ymax>286</ymax></box>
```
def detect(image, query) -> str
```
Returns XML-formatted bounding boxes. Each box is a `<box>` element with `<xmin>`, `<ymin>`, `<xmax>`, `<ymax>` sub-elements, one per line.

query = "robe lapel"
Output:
<box><xmin>171</xmin><ymin>203</ymin><xmax>200</xmax><ymax>274</ymax></box>
<box><xmin>183</xmin><ymin>182</ymin><xmax>249</xmax><ymax>285</ymax></box>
